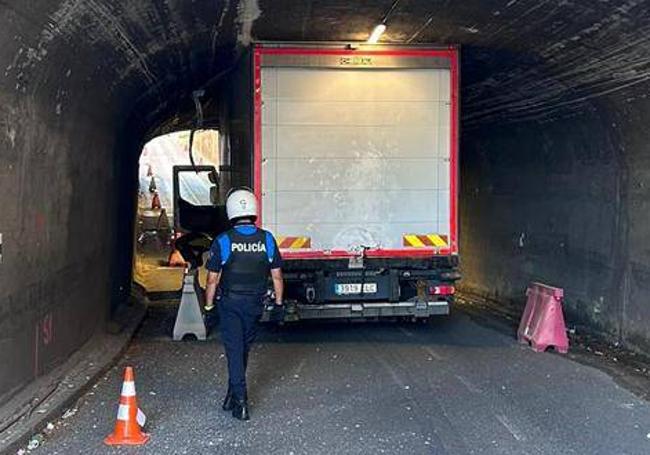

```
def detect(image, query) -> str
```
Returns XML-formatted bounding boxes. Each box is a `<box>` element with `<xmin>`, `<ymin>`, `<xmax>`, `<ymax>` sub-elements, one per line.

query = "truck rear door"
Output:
<box><xmin>255</xmin><ymin>47</ymin><xmax>458</xmax><ymax>258</ymax></box>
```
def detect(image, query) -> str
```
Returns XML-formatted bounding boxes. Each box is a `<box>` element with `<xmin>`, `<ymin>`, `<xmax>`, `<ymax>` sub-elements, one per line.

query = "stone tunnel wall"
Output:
<box><xmin>0</xmin><ymin>2</ymin><xmax>145</xmax><ymax>407</ymax></box>
<box><xmin>0</xmin><ymin>51</ymin><xmax>118</xmax><ymax>405</ymax></box>
<box><xmin>0</xmin><ymin>0</ymin><xmax>235</xmax><ymax>407</ymax></box>
<box><xmin>459</xmin><ymin>89</ymin><xmax>650</xmax><ymax>353</ymax></box>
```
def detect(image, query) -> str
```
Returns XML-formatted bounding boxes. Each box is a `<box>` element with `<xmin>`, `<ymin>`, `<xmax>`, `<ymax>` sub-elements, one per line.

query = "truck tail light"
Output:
<box><xmin>429</xmin><ymin>285</ymin><xmax>455</xmax><ymax>296</ymax></box>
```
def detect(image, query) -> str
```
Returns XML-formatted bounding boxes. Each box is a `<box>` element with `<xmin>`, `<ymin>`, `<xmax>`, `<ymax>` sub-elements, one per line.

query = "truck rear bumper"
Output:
<box><xmin>261</xmin><ymin>300</ymin><xmax>450</xmax><ymax>322</ymax></box>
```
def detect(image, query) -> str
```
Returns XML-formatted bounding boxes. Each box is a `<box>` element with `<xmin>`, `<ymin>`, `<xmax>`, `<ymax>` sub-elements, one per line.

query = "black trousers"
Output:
<box><xmin>218</xmin><ymin>293</ymin><xmax>263</xmax><ymax>401</ymax></box>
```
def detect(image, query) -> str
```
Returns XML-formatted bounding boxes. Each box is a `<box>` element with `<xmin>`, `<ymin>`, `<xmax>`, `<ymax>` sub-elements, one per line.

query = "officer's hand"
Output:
<box><xmin>204</xmin><ymin>304</ymin><xmax>215</xmax><ymax>311</ymax></box>
<box><xmin>275</xmin><ymin>300</ymin><xmax>283</xmax><ymax>307</ymax></box>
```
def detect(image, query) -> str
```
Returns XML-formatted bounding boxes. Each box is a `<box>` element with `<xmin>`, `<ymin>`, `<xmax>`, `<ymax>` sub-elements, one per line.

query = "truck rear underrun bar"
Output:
<box><xmin>261</xmin><ymin>300</ymin><xmax>450</xmax><ymax>322</ymax></box>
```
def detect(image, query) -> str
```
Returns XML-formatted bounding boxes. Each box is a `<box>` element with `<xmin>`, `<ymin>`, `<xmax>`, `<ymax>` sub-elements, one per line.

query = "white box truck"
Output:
<box><xmin>250</xmin><ymin>44</ymin><xmax>460</xmax><ymax>321</ymax></box>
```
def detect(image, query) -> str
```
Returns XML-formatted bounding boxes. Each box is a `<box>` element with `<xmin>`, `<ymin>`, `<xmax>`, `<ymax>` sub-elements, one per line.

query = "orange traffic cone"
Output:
<box><xmin>104</xmin><ymin>367</ymin><xmax>150</xmax><ymax>446</ymax></box>
<box><xmin>168</xmin><ymin>233</ymin><xmax>187</xmax><ymax>267</ymax></box>
<box><xmin>157</xmin><ymin>208</ymin><xmax>170</xmax><ymax>231</ymax></box>
<box><xmin>151</xmin><ymin>192</ymin><xmax>161</xmax><ymax>210</ymax></box>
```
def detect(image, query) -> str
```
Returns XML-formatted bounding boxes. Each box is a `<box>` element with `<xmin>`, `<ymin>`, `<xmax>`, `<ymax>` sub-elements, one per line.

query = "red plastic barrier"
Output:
<box><xmin>517</xmin><ymin>283</ymin><xmax>569</xmax><ymax>354</ymax></box>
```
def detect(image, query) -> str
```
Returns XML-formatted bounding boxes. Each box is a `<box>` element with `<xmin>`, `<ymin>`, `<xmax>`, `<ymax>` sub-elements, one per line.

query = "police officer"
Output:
<box><xmin>204</xmin><ymin>188</ymin><xmax>283</xmax><ymax>421</ymax></box>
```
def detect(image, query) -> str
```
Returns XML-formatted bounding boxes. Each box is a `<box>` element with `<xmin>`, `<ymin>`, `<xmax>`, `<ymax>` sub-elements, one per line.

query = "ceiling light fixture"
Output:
<box><xmin>367</xmin><ymin>23</ymin><xmax>387</xmax><ymax>44</ymax></box>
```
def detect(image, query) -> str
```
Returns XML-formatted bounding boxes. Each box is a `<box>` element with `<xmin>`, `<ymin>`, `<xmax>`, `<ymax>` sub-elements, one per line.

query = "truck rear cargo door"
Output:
<box><xmin>260</xmin><ymin>57</ymin><xmax>453</xmax><ymax>254</ymax></box>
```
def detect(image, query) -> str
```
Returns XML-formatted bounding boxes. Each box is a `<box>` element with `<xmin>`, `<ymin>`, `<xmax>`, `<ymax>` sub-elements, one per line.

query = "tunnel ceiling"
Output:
<box><xmin>3</xmin><ymin>0</ymin><xmax>650</xmax><ymax>139</ymax></box>
<box><xmin>255</xmin><ymin>0</ymin><xmax>650</xmax><ymax>127</ymax></box>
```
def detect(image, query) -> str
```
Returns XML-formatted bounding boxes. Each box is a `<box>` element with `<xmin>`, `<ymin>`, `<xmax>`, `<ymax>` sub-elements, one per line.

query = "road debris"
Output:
<box><xmin>43</xmin><ymin>423</ymin><xmax>55</xmax><ymax>435</ymax></box>
<box><xmin>61</xmin><ymin>408</ymin><xmax>77</xmax><ymax>419</ymax></box>
<box><xmin>27</xmin><ymin>434</ymin><xmax>44</xmax><ymax>450</ymax></box>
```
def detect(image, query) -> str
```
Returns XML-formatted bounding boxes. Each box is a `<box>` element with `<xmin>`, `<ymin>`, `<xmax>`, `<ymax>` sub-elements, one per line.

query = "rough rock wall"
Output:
<box><xmin>0</xmin><ymin>0</ymin><xmax>239</xmax><ymax>405</ymax></box>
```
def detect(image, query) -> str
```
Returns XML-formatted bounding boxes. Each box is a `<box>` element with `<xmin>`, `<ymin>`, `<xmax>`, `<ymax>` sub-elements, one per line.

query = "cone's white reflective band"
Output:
<box><xmin>136</xmin><ymin>408</ymin><xmax>146</xmax><ymax>427</ymax></box>
<box><xmin>121</xmin><ymin>381</ymin><xmax>136</xmax><ymax>397</ymax></box>
<box><xmin>117</xmin><ymin>404</ymin><xmax>130</xmax><ymax>421</ymax></box>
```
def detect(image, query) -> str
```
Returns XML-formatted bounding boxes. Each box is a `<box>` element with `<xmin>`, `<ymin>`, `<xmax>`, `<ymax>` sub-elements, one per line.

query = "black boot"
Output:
<box><xmin>222</xmin><ymin>388</ymin><xmax>234</xmax><ymax>411</ymax></box>
<box><xmin>232</xmin><ymin>399</ymin><xmax>250</xmax><ymax>421</ymax></box>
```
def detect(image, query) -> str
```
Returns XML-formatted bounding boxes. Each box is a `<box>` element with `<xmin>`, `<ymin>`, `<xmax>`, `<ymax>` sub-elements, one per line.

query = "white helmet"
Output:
<box><xmin>226</xmin><ymin>188</ymin><xmax>258</xmax><ymax>221</ymax></box>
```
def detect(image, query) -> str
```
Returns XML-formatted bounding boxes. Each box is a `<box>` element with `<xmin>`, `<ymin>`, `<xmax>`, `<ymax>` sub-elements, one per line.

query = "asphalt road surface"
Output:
<box><xmin>42</xmin><ymin>306</ymin><xmax>650</xmax><ymax>455</ymax></box>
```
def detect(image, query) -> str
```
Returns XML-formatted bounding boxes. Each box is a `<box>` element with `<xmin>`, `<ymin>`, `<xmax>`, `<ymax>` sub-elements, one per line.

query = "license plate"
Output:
<box><xmin>335</xmin><ymin>283</ymin><xmax>377</xmax><ymax>295</ymax></box>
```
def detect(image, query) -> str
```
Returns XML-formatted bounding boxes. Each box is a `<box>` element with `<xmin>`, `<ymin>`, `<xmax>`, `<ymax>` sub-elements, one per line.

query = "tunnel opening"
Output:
<box><xmin>134</xmin><ymin>129</ymin><xmax>219</xmax><ymax>295</ymax></box>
